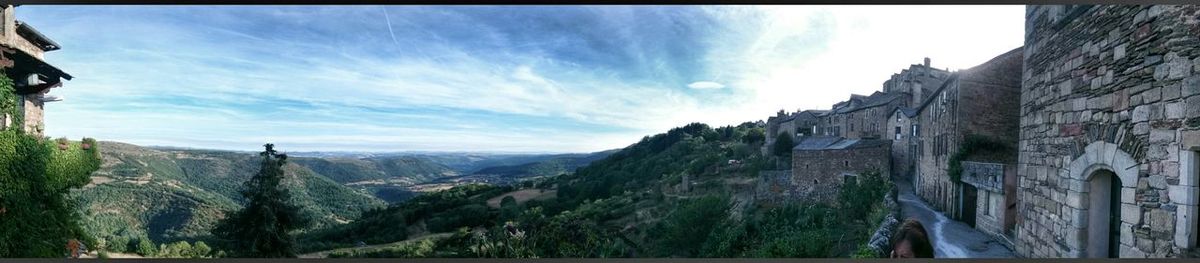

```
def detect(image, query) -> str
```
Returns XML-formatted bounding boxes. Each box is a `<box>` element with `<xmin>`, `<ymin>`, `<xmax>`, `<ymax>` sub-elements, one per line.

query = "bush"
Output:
<box><xmin>0</xmin><ymin>122</ymin><xmax>101</xmax><ymax>256</ymax></box>
<box><xmin>134</xmin><ymin>237</ymin><xmax>156</xmax><ymax>256</ymax></box>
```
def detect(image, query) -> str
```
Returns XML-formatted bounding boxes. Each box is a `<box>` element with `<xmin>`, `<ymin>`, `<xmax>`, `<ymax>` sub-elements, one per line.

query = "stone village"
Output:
<box><xmin>758</xmin><ymin>5</ymin><xmax>1200</xmax><ymax>258</ymax></box>
<box><xmin>3</xmin><ymin>3</ymin><xmax>1200</xmax><ymax>259</ymax></box>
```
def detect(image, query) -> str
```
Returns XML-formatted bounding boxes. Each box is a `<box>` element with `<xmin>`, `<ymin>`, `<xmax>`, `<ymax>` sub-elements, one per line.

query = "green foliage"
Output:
<box><xmin>106</xmin><ymin>235</ymin><xmax>129</xmax><ymax>253</ymax></box>
<box><xmin>154</xmin><ymin>240</ymin><xmax>212</xmax><ymax>258</ymax></box>
<box><xmin>947</xmin><ymin>134</ymin><xmax>1012</xmax><ymax>183</ymax></box>
<box><xmin>697</xmin><ymin>203</ymin><xmax>839</xmax><ymax>258</ymax></box>
<box><xmin>299</xmin><ymin>184</ymin><xmax>508</xmax><ymax>252</ymax></box>
<box><xmin>837</xmin><ymin>169</ymin><xmax>891</xmax><ymax>220</ymax></box>
<box><xmin>772</xmin><ymin>132</ymin><xmax>794</xmax><ymax>157</ymax></box>
<box><xmin>851</xmin><ymin>245</ymin><xmax>879</xmax><ymax>258</ymax></box>
<box><xmin>650</xmin><ymin>195</ymin><xmax>730</xmax><ymax>257</ymax></box>
<box><xmin>0</xmin><ymin>72</ymin><xmax>21</xmax><ymax>130</ymax></box>
<box><xmin>743</xmin><ymin>127</ymin><xmax>765</xmax><ymax>145</ymax></box>
<box><xmin>212</xmin><ymin>144</ymin><xmax>311</xmax><ymax>258</ymax></box>
<box><xmin>0</xmin><ymin>75</ymin><xmax>102</xmax><ymax>258</ymax></box>
<box><xmin>135</xmin><ymin>237</ymin><xmax>157</xmax><ymax>256</ymax></box>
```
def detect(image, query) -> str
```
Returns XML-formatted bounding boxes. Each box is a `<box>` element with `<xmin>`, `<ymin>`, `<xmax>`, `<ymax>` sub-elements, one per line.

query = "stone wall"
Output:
<box><xmin>889</xmin><ymin>110</ymin><xmax>916</xmax><ymax>179</ymax></box>
<box><xmin>1016</xmin><ymin>5</ymin><xmax>1200</xmax><ymax>258</ymax></box>
<box><xmin>964</xmin><ymin>161</ymin><xmax>1019</xmax><ymax>248</ymax></box>
<box><xmin>755</xmin><ymin>169</ymin><xmax>803</xmax><ymax>206</ymax></box>
<box><xmin>793</xmin><ymin>142</ymin><xmax>892</xmax><ymax>204</ymax></box>
<box><xmin>914</xmin><ymin>47</ymin><xmax>1024</xmax><ymax>223</ymax></box>
<box><xmin>21</xmin><ymin>93</ymin><xmax>41</xmax><ymax>136</ymax></box>
<box><xmin>1</xmin><ymin>5</ymin><xmax>46</xmax><ymax>60</ymax></box>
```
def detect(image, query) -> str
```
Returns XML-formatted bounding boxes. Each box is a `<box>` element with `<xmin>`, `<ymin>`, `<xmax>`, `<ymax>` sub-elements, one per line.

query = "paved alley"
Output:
<box><xmin>894</xmin><ymin>178</ymin><xmax>1016</xmax><ymax>258</ymax></box>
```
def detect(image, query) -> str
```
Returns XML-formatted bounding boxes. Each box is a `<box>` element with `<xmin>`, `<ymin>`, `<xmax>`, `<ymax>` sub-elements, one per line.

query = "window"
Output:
<box><xmin>983</xmin><ymin>191</ymin><xmax>991</xmax><ymax>216</ymax></box>
<box><xmin>844</xmin><ymin>160</ymin><xmax>849</xmax><ymax>167</ymax></box>
<box><xmin>895</xmin><ymin>126</ymin><xmax>902</xmax><ymax>140</ymax></box>
<box><xmin>912</xmin><ymin>125</ymin><xmax>920</xmax><ymax>137</ymax></box>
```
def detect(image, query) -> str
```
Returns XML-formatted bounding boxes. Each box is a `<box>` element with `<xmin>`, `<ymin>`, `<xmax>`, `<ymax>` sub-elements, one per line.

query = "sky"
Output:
<box><xmin>19</xmin><ymin>5</ymin><xmax>1024</xmax><ymax>153</ymax></box>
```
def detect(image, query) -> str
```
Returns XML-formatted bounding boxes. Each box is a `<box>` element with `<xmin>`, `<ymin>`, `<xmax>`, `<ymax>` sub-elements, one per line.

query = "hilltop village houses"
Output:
<box><xmin>0</xmin><ymin>5</ymin><xmax>72</xmax><ymax>136</ymax></box>
<box><xmin>758</xmin><ymin>4</ymin><xmax>1200</xmax><ymax>258</ymax></box>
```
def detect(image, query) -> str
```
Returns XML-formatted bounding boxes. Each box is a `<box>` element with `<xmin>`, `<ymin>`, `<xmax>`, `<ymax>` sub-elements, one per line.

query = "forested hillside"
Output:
<box><xmin>73</xmin><ymin>141</ymin><xmax>617</xmax><ymax>257</ymax></box>
<box><xmin>75</xmin><ymin>142</ymin><xmax>387</xmax><ymax>252</ymax></box>
<box><xmin>304</xmin><ymin>122</ymin><xmax>893</xmax><ymax>258</ymax></box>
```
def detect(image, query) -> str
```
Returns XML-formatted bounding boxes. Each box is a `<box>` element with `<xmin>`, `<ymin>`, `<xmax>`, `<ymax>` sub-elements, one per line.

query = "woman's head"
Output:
<box><xmin>891</xmin><ymin>218</ymin><xmax>934</xmax><ymax>258</ymax></box>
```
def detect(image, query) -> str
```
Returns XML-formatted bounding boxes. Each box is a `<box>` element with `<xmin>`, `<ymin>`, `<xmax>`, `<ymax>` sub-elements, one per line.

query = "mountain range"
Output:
<box><xmin>74</xmin><ymin>141</ymin><xmax>614</xmax><ymax>246</ymax></box>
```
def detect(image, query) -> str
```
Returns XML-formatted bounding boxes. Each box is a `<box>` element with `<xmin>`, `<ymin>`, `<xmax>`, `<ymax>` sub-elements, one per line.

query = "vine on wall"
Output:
<box><xmin>0</xmin><ymin>72</ymin><xmax>102</xmax><ymax>257</ymax></box>
<box><xmin>947</xmin><ymin>134</ymin><xmax>1013</xmax><ymax>183</ymax></box>
<box><xmin>0</xmin><ymin>72</ymin><xmax>21</xmax><ymax>131</ymax></box>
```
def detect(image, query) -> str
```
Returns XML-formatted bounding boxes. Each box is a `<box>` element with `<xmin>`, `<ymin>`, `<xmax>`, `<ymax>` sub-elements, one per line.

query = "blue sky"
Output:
<box><xmin>20</xmin><ymin>5</ymin><xmax>1024</xmax><ymax>153</ymax></box>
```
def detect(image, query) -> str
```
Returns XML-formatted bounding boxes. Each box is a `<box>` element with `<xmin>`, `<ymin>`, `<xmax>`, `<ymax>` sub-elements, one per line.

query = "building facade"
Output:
<box><xmin>0</xmin><ymin>5</ymin><xmax>72</xmax><ymax>136</ymax></box>
<box><xmin>912</xmin><ymin>47</ymin><xmax>1024</xmax><ymax>229</ymax></box>
<box><xmin>889</xmin><ymin>108</ymin><xmax>919</xmax><ymax>180</ymax></box>
<box><xmin>791</xmin><ymin>136</ymin><xmax>892</xmax><ymax>204</ymax></box>
<box><xmin>1015</xmin><ymin>5</ymin><xmax>1200</xmax><ymax>258</ymax></box>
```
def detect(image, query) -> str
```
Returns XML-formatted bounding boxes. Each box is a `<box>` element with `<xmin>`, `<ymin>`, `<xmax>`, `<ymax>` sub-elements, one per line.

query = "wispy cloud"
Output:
<box><xmin>687</xmin><ymin>81</ymin><xmax>725</xmax><ymax>89</ymax></box>
<box><xmin>19</xmin><ymin>5</ymin><xmax>1023</xmax><ymax>153</ymax></box>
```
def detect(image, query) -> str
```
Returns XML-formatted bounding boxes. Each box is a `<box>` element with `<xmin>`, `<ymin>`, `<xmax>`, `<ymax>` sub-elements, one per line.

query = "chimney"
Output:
<box><xmin>923</xmin><ymin>57</ymin><xmax>931</xmax><ymax>68</ymax></box>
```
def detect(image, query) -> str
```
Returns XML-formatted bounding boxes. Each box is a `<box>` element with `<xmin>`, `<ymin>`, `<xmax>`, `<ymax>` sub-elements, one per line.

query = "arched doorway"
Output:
<box><xmin>1085</xmin><ymin>169</ymin><xmax>1122</xmax><ymax>258</ymax></box>
<box><xmin>1067</xmin><ymin>141</ymin><xmax>1139</xmax><ymax>258</ymax></box>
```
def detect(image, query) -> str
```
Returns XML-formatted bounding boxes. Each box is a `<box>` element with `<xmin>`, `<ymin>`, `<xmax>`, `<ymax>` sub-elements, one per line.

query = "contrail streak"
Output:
<box><xmin>382</xmin><ymin>6</ymin><xmax>400</xmax><ymax>46</ymax></box>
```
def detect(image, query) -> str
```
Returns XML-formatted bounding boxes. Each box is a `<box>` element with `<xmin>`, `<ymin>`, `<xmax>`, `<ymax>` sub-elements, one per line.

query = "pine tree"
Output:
<box><xmin>212</xmin><ymin>144</ymin><xmax>310</xmax><ymax>258</ymax></box>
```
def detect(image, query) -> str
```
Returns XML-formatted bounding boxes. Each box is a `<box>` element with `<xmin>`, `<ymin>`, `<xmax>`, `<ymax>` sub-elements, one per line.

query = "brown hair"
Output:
<box><xmin>891</xmin><ymin>218</ymin><xmax>934</xmax><ymax>258</ymax></box>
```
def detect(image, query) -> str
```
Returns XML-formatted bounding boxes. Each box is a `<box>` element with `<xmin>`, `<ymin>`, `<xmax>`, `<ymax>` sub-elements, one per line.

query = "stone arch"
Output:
<box><xmin>1066</xmin><ymin>141</ymin><xmax>1139</xmax><ymax>258</ymax></box>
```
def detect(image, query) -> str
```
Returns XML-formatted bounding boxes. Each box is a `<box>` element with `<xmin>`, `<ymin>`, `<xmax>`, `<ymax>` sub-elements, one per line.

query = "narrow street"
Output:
<box><xmin>894</xmin><ymin>178</ymin><xmax>1016</xmax><ymax>258</ymax></box>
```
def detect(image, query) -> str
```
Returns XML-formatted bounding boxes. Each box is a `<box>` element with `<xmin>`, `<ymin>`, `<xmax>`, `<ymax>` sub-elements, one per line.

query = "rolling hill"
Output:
<box><xmin>76</xmin><ymin>142</ymin><xmax>387</xmax><ymax>246</ymax></box>
<box><xmin>74</xmin><ymin>142</ymin><xmax>615</xmax><ymax>250</ymax></box>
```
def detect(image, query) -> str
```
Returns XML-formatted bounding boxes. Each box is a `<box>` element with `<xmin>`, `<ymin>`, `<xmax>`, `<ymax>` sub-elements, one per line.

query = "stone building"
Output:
<box><xmin>815</xmin><ymin>60</ymin><xmax>950</xmax><ymax>140</ymax></box>
<box><xmin>911</xmin><ymin>47</ymin><xmax>1023</xmax><ymax>232</ymax></box>
<box><xmin>791</xmin><ymin>136</ymin><xmax>892</xmax><ymax>203</ymax></box>
<box><xmin>765</xmin><ymin>110</ymin><xmax>798</xmax><ymax>155</ymax></box>
<box><xmin>1014</xmin><ymin>5</ymin><xmax>1200</xmax><ymax>258</ymax></box>
<box><xmin>764</xmin><ymin>109</ymin><xmax>827</xmax><ymax>155</ymax></box>
<box><xmin>795</xmin><ymin>110</ymin><xmax>826</xmax><ymax>136</ymax></box>
<box><xmin>889</xmin><ymin>107</ymin><xmax>920</xmax><ymax>179</ymax></box>
<box><xmin>883</xmin><ymin>58</ymin><xmax>953</xmax><ymax>107</ymax></box>
<box><xmin>0</xmin><ymin>5</ymin><xmax>72</xmax><ymax>136</ymax></box>
<box><xmin>816</xmin><ymin>92</ymin><xmax>908</xmax><ymax>139</ymax></box>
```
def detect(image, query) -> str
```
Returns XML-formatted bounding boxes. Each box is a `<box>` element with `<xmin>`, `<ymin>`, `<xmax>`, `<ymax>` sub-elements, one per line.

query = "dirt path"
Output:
<box><xmin>894</xmin><ymin>178</ymin><xmax>1015</xmax><ymax>258</ymax></box>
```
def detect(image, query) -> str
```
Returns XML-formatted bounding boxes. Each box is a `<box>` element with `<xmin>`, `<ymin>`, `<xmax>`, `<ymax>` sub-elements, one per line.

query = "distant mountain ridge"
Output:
<box><xmin>76</xmin><ymin>141</ymin><xmax>615</xmax><ymax>248</ymax></box>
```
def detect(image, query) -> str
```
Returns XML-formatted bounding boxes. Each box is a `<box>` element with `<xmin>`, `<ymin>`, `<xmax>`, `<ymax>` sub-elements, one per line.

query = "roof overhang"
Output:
<box><xmin>0</xmin><ymin>45</ymin><xmax>72</xmax><ymax>94</ymax></box>
<box><xmin>15</xmin><ymin>21</ymin><xmax>61</xmax><ymax>51</ymax></box>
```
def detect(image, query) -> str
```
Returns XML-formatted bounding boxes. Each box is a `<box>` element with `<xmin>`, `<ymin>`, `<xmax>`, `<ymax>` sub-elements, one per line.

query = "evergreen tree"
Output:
<box><xmin>212</xmin><ymin>144</ymin><xmax>310</xmax><ymax>258</ymax></box>
<box><xmin>772</xmin><ymin>132</ymin><xmax>795</xmax><ymax>157</ymax></box>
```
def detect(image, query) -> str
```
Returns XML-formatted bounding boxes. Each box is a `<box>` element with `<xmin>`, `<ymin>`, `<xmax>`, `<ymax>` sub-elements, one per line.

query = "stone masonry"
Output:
<box><xmin>913</xmin><ymin>47</ymin><xmax>1024</xmax><ymax>222</ymax></box>
<box><xmin>1016</xmin><ymin>5</ymin><xmax>1200</xmax><ymax>258</ymax></box>
<box><xmin>792</xmin><ymin>136</ymin><xmax>892</xmax><ymax>204</ymax></box>
<box><xmin>0</xmin><ymin>5</ymin><xmax>72</xmax><ymax>137</ymax></box>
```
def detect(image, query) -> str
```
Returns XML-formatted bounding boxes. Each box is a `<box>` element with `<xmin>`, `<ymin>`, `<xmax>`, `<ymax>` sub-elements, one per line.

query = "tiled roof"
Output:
<box><xmin>793</xmin><ymin>136</ymin><xmax>889</xmax><ymax>151</ymax></box>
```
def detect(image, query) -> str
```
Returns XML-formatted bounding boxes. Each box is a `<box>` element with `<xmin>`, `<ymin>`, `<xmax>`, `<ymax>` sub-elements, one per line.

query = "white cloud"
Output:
<box><xmin>28</xmin><ymin>6</ymin><xmax>1025</xmax><ymax>153</ymax></box>
<box><xmin>687</xmin><ymin>81</ymin><xmax>726</xmax><ymax>89</ymax></box>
